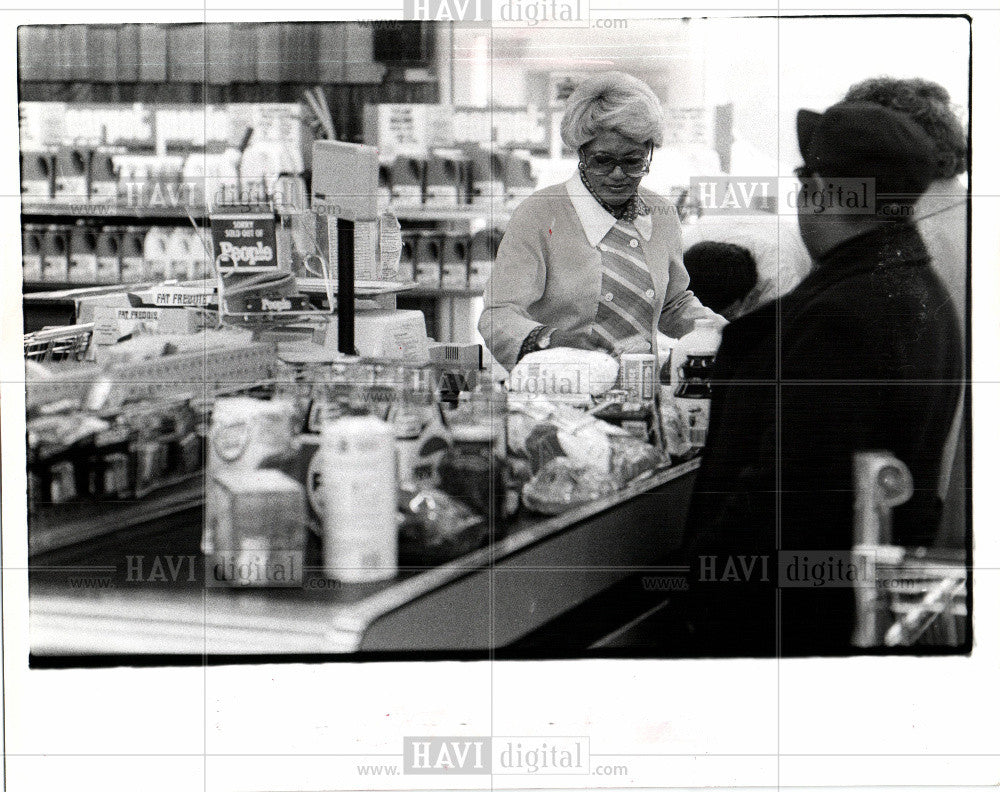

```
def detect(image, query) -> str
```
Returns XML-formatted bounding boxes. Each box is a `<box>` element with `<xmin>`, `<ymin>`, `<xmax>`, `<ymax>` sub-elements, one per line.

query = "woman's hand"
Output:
<box><xmin>549</xmin><ymin>328</ymin><xmax>615</xmax><ymax>355</ymax></box>
<box><xmin>612</xmin><ymin>333</ymin><xmax>652</xmax><ymax>355</ymax></box>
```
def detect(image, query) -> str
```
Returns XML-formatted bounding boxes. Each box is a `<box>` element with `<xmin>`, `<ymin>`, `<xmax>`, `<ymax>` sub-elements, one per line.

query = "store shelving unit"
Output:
<box><xmin>21</xmin><ymin>200</ymin><xmax>502</xmax><ymax>342</ymax></box>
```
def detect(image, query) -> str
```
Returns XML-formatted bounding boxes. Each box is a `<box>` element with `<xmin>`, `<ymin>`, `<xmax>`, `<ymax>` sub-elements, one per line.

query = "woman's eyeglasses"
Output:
<box><xmin>584</xmin><ymin>152</ymin><xmax>651</xmax><ymax>178</ymax></box>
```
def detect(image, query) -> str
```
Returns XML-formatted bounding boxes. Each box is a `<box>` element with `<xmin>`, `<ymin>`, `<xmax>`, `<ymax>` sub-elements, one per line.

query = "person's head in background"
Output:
<box><xmin>794</xmin><ymin>101</ymin><xmax>940</xmax><ymax>261</ymax></box>
<box><xmin>843</xmin><ymin>77</ymin><xmax>967</xmax><ymax>181</ymax></box>
<box><xmin>561</xmin><ymin>71</ymin><xmax>664</xmax><ymax>208</ymax></box>
<box><xmin>683</xmin><ymin>241</ymin><xmax>758</xmax><ymax>320</ymax></box>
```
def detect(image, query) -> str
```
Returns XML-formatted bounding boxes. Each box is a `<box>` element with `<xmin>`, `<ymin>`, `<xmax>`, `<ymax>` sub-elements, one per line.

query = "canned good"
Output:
<box><xmin>620</xmin><ymin>353</ymin><xmax>656</xmax><ymax>403</ymax></box>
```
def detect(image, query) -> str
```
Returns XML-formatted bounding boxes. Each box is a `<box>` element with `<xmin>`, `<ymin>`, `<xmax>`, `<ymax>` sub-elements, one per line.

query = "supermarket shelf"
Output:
<box><xmin>21</xmin><ymin>201</ymin><xmax>209</xmax><ymax>221</ymax></box>
<box><xmin>21</xmin><ymin>201</ymin><xmax>510</xmax><ymax>225</ymax></box>
<box><xmin>295</xmin><ymin>277</ymin><xmax>417</xmax><ymax>297</ymax></box>
<box><xmin>25</xmin><ymin>279</ymin><xmax>417</xmax><ymax>300</ymax></box>
<box><xmin>388</xmin><ymin>204</ymin><xmax>511</xmax><ymax>223</ymax></box>
<box><xmin>404</xmin><ymin>287</ymin><xmax>484</xmax><ymax>298</ymax></box>
<box><xmin>23</xmin><ymin>281</ymin><xmax>155</xmax><ymax>297</ymax></box>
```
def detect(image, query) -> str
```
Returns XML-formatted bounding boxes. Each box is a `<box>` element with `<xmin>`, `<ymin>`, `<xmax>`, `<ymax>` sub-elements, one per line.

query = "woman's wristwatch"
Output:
<box><xmin>517</xmin><ymin>325</ymin><xmax>556</xmax><ymax>362</ymax></box>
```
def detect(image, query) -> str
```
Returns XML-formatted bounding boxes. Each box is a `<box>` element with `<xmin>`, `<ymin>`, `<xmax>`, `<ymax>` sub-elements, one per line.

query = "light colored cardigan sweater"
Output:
<box><xmin>479</xmin><ymin>170</ymin><xmax>719</xmax><ymax>371</ymax></box>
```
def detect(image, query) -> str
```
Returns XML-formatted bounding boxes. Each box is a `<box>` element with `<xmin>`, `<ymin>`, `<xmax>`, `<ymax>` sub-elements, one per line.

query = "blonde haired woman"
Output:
<box><xmin>479</xmin><ymin>71</ymin><xmax>723</xmax><ymax>371</ymax></box>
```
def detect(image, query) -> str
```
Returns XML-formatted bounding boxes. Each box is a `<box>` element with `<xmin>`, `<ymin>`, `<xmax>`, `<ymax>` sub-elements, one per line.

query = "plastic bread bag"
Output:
<box><xmin>556</xmin><ymin>424</ymin><xmax>612</xmax><ymax>475</ymax></box>
<box><xmin>525</xmin><ymin>422</ymin><xmax>564</xmax><ymax>473</ymax></box>
<box><xmin>507</xmin><ymin>349</ymin><xmax>619</xmax><ymax>407</ymax></box>
<box><xmin>608</xmin><ymin>435</ymin><xmax>668</xmax><ymax>488</ymax></box>
<box><xmin>521</xmin><ymin>457</ymin><xmax>618</xmax><ymax>515</ymax></box>
<box><xmin>659</xmin><ymin>397</ymin><xmax>693</xmax><ymax>460</ymax></box>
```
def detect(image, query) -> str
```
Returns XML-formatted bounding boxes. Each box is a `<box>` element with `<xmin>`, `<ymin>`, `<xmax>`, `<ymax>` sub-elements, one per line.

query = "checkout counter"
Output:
<box><xmin>29</xmin><ymin>460</ymin><xmax>699</xmax><ymax>660</ymax></box>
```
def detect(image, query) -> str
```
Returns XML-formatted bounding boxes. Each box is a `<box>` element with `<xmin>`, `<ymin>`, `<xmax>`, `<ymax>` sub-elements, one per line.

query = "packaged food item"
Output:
<box><xmin>468</xmin><ymin>227</ymin><xmax>501</xmax><ymax>289</ymax></box>
<box><xmin>22</xmin><ymin>223</ymin><xmax>44</xmax><ymax>282</ymax></box>
<box><xmin>95</xmin><ymin>226</ymin><xmax>121</xmax><ymax>284</ymax></box>
<box><xmin>389</xmin><ymin>155</ymin><xmax>426</xmax><ymax>204</ymax></box>
<box><xmin>508</xmin><ymin>349</ymin><xmax>619</xmax><ymax>406</ymax></box>
<box><xmin>521</xmin><ymin>457</ymin><xmax>617</xmax><ymax>515</ymax></box>
<box><xmin>619</xmin><ymin>353</ymin><xmax>656</xmax><ymax>403</ymax></box>
<box><xmin>207</xmin><ymin>396</ymin><xmax>296</xmax><ymax>476</ymax></box>
<box><xmin>590</xmin><ymin>400</ymin><xmax>657</xmax><ymax>442</ymax></box>
<box><xmin>166</xmin><ymin>227</ymin><xmax>196</xmax><ymax>281</ymax></box>
<box><xmin>608</xmin><ymin>435</ymin><xmax>666</xmax><ymax>487</ymax></box>
<box><xmin>133</xmin><ymin>434</ymin><xmax>170</xmax><ymax>495</ymax></box>
<box><xmin>89</xmin><ymin>149</ymin><xmax>118</xmax><ymax>203</ymax></box>
<box><xmin>389</xmin><ymin>366</ymin><xmax>444</xmax><ymax>490</ymax></box>
<box><xmin>398</xmin><ymin>488</ymin><xmax>487</xmax><ymax>562</ymax></box>
<box><xmin>669</xmin><ymin>317</ymin><xmax>722</xmax><ymax>387</ymax></box>
<box><xmin>377</xmin><ymin>211</ymin><xmax>402</xmax><ymax>280</ymax></box>
<box><xmin>425</xmin><ymin>150</ymin><xmax>468</xmax><ymax>206</ymax></box>
<box><xmin>203</xmin><ymin>396</ymin><xmax>296</xmax><ymax>553</ymax></box>
<box><xmin>660</xmin><ymin>399</ymin><xmax>690</xmax><ymax>460</ymax></box>
<box><xmin>68</xmin><ymin>222</ymin><xmax>99</xmax><ymax>283</ymax></box>
<box><xmin>91</xmin><ymin>425</ymin><xmax>135</xmax><ymax>500</ymax></box>
<box><xmin>414</xmin><ymin>232</ymin><xmax>442</xmax><ymax>287</ymax></box>
<box><xmin>42</xmin><ymin>225</ymin><xmax>69</xmax><ymax>282</ymax></box>
<box><xmin>118</xmin><ymin>226</ymin><xmax>147</xmax><ymax>283</ymax></box>
<box><xmin>674</xmin><ymin>354</ymin><xmax>713</xmax><ymax>450</ymax></box>
<box><xmin>143</xmin><ymin>226</ymin><xmax>171</xmax><ymax>281</ymax></box>
<box><xmin>321</xmin><ymin>416</ymin><xmax>398</xmax><ymax>583</ymax></box>
<box><xmin>524</xmin><ymin>422</ymin><xmax>564</xmax><ymax>474</ymax></box>
<box><xmin>464</xmin><ymin>144</ymin><xmax>504</xmax><ymax>207</ymax></box>
<box><xmin>439</xmin><ymin>386</ymin><xmax>510</xmax><ymax>523</ymax></box>
<box><xmin>55</xmin><ymin>146</ymin><xmax>89</xmax><ymax>202</ymax></box>
<box><xmin>440</xmin><ymin>232</ymin><xmax>470</xmax><ymax>289</ymax></box>
<box><xmin>21</xmin><ymin>150</ymin><xmax>55</xmax><ymax>200</ymax></box>
<box><xmin>205</xmin><ymin>469</ymin><xmax>306</xmax><ymax>586</ymax></box>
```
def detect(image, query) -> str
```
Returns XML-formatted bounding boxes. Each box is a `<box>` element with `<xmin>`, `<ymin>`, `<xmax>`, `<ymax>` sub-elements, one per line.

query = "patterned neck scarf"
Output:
<box><xmin>579</xmin><ymin>165</ymin><xmax>650</xmax><ymax>222</ymax></box>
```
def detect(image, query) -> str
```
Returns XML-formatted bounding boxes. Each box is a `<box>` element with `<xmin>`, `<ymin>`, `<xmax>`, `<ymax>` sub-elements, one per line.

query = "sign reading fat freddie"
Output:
<box><xmin>210</xmin><ymin>213</ymin><xmax>278</xmax><ymax>273</ymax></box>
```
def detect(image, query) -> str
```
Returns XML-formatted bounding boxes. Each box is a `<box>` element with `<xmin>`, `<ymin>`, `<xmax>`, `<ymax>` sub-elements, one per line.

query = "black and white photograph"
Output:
<box><xmin>1</xmin><ymin>3</ymin><xmax>997</xmax><ymax>791</ymax></box>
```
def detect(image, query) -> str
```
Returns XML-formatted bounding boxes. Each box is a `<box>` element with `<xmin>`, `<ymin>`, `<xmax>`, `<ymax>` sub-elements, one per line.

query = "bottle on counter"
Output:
<box><xmin>669</xmin><ymin>317</ymin><xmax>722</xmax><ymax>388</ymax></box>
<box><xmin>438</xmin><ymin>382</ymin><xmax>514</xmax><ymax>527</ymax></box>
<box><xmin>673</xmin><ymin>354</ymin><xmax>715</xmax><ymax>451</ymax></box>
<box><xmin>320</xmin><ymin>415</ymin><xmax>399</xmax><ymax>583</ymax></box>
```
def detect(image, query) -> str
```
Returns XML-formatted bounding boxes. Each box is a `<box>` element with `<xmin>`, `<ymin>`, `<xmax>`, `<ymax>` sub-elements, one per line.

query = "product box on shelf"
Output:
<box><xmin>468</xmin><ymin>227</ymin><xmax>501</xmax><ymax>289</ymax></box>
<box><xmin>88</xmin><ymin>148</ymin><xmax>119</xmax><ymax>202</ymax></box>
<box><xmin>425</xmin><ymin>150</ymin><xmax>469</xmax><ymax>206</ymax></box>
<box><xmin>463</xmin><ymin>144</ymin><xmax>505</xmax><ymax>206</ymax></box>
<box><xmin>41</xmin><ymin>225</ymin><xmax>69</xmax><ymax>282</ymax></box>
<box><xmin>54</xmin><ymin>146</ymin><xmax>90</xmax><ymax>204</ymax></box>
<box><xmin>440</xmin><ymin>232</ymin><xmax>470</xmax><ymax>289</ymax></box>
<box><xmin>414</xmin><ymin>232</ymin><xmax>442</xmax><ymax>288</ymax></box>
<box><xmin>94</xmin><ymin>226</ymin><xmax>121</xmax><ymax>284</ymax></box>
<box><xmin>20</xmin><ymin>150</ymin><xmax>55</xmax><ymax>200</ymax></box>
<box><xmin>143</xmin><ymin>226</ymin><xmax>172</xmax><ymax>281</ymax></box>
<box><xmin>22</xmin><ymin>224</ymin><xmax>45</xmax><ymax>282</ymax></box>
<box><xmin>504</xmin><ymin>152</ymin><xmax>535</xmax><ymax>204</ymax></box>
<box><xmin>68</xmin><ymin>223</ymin><xmax>100</xmax><ymax>283</ymax></box>
<box><xmin>118</xmin><ymin>226</ymin><xmax>148</xmax><ymax>283</ymax></box>
<box><xmin>389</xmin><ymin>156</ymin><xmax>426</xmax><ymax>205</ymax></box>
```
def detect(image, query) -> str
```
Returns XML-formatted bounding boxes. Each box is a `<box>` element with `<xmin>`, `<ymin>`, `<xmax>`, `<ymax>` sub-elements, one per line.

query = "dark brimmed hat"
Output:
<box><xmin>796</xmin><ymin>101</ymin><xmax>940</xmax><ymax>199</ymax></box>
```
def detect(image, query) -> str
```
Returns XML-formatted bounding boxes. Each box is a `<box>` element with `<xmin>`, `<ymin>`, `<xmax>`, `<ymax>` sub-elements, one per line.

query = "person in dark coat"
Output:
<box><xmin>681</xmin><ymin>101</ymin><xmax>964</xmax><ymax>656</ymax></box>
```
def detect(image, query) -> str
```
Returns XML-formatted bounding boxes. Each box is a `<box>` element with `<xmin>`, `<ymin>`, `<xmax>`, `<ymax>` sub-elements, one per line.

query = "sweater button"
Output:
<box><xmin>605</xmin><ymin>292</ymin><xmax>614</xmax><ymax>302</ymax></box>
<box><xmin>645</xmin><ymin>288</ymin><xmax>655</xmax><ymax>300</ymax></box>
<box><xmin>629</xmin><ymin>238</ymin><xmax>639</xmax><ymax>248</ymax></box>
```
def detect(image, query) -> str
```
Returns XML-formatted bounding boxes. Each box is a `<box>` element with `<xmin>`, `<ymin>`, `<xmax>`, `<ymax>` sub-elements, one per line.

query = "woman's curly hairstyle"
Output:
<box><xmin>844</xmin><ymin>77</ymin><xmax>967</xmax><ymax>179</ymax></box>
